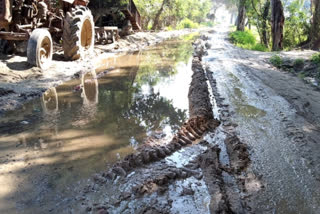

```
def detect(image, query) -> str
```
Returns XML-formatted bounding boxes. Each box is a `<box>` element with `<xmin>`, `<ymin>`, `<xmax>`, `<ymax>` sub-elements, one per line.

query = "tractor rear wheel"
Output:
<box><xmin>62</xmin><ymin>6</ymin><xmax>94</xmax><ymax>60</ymax></box>
<box><xmin>27</xmin><ymin>29</ymin><xmax>53</xmax><ymax>70</ymax></box>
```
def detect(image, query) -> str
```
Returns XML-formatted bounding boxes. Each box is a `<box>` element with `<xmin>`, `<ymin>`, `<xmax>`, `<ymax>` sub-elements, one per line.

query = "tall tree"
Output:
<box><xmin>250</xmin><ymin>0</ymin><xmax>270</xmax><ymax>47</ymax></box>
<box><xmin>261</xmin><ymin>0</ymin><xmax>271</xmax><ymax>47</ymax></box>
<box><xmin>311</xmin><ymin>0</ymin><xmax>320</xmax><ymax>49</ymax></box>
<box><xmin>152</xmin><ymin>0</ymin><xmax>170</xmax><ymax>30</ymax></box>
<box><xmin>271</xmin><ymin>0</ymin><xmax>285</xmax><ymax>50</ymax></box>
<box><xmin>237</xmin><ymin>0</ymin><xmax>246</xmax><ymax>31</ymax></box>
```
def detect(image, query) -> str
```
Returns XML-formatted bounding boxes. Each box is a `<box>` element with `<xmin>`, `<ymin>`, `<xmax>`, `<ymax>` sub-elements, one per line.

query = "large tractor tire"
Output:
<box><xmin>27</xmin><ymin>29</ymin><xmax>53</xmax><ymax>70</ymax></box>
<box><xmin>62</xmin><ymin>6</ymin><xmax>94</xmax><ymax>61</ymax></box>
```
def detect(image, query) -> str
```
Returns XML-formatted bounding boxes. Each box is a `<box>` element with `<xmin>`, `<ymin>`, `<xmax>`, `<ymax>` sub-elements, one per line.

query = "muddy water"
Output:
<box><xmin>0</xmin><ymin>38</ymin><xmax>195</xmax><ymax>213</ymax></box>
<box><xmin>205</xmin><ymin>27</ymin><xmax>320</xmax><ymax>213</ymax></box>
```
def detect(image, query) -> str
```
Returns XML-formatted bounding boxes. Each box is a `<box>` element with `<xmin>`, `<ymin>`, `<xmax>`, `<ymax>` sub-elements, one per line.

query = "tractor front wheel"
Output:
<box><xmin>27</xmin><ymin>29</ymin><xmax>53</xmax><ymax>70</ymax></box>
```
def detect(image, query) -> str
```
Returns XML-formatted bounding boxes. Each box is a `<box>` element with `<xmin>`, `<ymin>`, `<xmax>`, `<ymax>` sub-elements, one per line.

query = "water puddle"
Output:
<box><xmin>0</xmin><ymin>37</ymin><xmax>195</xmax><ymax>213</ymax></box>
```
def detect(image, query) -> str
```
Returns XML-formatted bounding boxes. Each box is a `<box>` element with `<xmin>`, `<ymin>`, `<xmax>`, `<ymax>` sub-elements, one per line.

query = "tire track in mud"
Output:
<box><xmin>205</xmin><ymin>29</ymin><xmax>320</xmax><ymax>213</ymax></box>
<box><xmin>229</xmin><ymin>53</ymin><xmax>320</xmax><ymax>183</ymax></box>
<box><xmin>238</xmin><ymin>62</ymin><xmax>320</xmax><ymax>182</ymax></box>
<box><xmin>205</xmin><ymin>63</ymin><xmax>255</xmax><ymax>214</ymax></box>
<box><xmin>60</xmin><ymin>36</ymin><xmax>257</xmax><ymax>214</ymax></box>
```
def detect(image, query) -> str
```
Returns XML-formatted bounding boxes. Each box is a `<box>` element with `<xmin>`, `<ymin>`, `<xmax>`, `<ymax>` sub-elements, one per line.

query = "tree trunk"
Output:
<box><xmin>271</xmin><ymin>0</ymin><xmax>285</xmax><ymax>51</ymax></box>
<box><xmin>261</xmin><ymin>0</ymin><xmax>270</xmax><ymax>47</ymax></box>
<box><xmin>151</xmin><ymin>0</ymin><xmax>169</xmax><ymax>31</ymax></box>
<box><xmin>237</xmin><ymin>0</ymin><xmax>246</xmax><ymax>31</ymax></box>
<box><xmin>312</xmin><ymin>0</ymin><xmax>320</xmax><ymax>49</ymax></box>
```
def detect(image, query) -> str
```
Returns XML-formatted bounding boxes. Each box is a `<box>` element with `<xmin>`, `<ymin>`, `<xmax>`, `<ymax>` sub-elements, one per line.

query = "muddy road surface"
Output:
<box><xmin>204</xmin><ymin>26</ymin><xmax>320</xmax><ymax>213</ymax></box>
<box><xmin>1</xmin><ymin>26</ymin><xmax>320</xmax><ymax>214</ymax></box>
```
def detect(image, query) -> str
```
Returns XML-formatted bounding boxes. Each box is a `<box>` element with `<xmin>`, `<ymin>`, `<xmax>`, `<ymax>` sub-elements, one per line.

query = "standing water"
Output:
<box><xmin>0</xmin><ymin>35</ymin><xmax>196</xmax><ymax>213</ymax></box>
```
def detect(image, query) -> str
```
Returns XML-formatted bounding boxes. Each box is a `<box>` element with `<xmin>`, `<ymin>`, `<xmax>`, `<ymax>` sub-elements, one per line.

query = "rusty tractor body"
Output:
<box><xmin>0</xmin><ymin>0</ymin><xmax>94</xmax><ymax>69</ymax></box>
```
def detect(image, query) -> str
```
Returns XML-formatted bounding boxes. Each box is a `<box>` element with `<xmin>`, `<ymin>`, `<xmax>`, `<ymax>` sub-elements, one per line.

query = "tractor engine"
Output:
<box><xmin>12</xmin><ymin>0</ymin><xmax>48</xmax><ymax>26</ymax></box>
<box><xmin>0</xmin><ymin>0</ymin><xmax>50</xmax><ymax>31</ymax></box>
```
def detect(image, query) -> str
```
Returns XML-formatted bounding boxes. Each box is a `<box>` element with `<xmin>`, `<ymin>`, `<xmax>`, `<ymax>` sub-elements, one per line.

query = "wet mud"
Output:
<box><xmin>205</xmin><ymin>26</ymin><xmax>320</xmax><ymax>213</ymax></box>
<box><xmin>2</xmin><ymin>26</ymin><xmax>320</xmax><ymax>213</ymax></box>
<box><xmin>49</xmin><ymin>36</ymin><xmax>256</xmax><ymax>214</ymax></box>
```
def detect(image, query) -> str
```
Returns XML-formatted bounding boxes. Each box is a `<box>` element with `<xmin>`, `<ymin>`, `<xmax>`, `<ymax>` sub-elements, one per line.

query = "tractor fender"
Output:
<box><xmin>61</xmin><ymin>0</ymin><xmax>89</xmax><ymax>6</ymax></box>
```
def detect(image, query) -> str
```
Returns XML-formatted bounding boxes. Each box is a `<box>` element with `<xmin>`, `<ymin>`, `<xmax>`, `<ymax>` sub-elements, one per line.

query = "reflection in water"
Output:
<box><xmin>0</xmin><ymin>36</ymin><xmax>195</xmax><ymax>213</ymax></box>
<box><xmin>82</xmin><ymin>70</ymin><xmax>99</xmax><ymax>105</ymax></box>
<box><xmin>42</xmin><ymin>87</ymin><xmax>59</xmax><ymax>114</ymax></box>
<box><xmin>73</xmin><ymin>70</ymin><xmax>100</xmax><ymax>127</ymax></box>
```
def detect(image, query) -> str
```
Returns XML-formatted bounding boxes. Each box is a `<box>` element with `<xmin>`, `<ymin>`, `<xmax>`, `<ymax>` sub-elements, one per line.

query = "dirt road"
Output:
<box><xmin>1</xmin><ymin>26</ymin><xmax>320</xmax><ymax>213</ymax></box>
<box><xmin>204</xmin><ymin>26</ymin><xmax>320</xmax><ymax>213</ymax></box>
<box><xmin>68</xmin><ymin>27</ymin><xmax>320</xmax><ymax>213</ymax></box>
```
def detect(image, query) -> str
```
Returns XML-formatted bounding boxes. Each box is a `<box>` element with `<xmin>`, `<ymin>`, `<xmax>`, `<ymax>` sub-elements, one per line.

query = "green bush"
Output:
<box><xmin>177</xmin><ymin>18</ymin><xmax>199</xmax><ymax>29</ymax></box>
<box><xmin>201</xmin><ymin>21</ymin><xmax>215</xmax><ymax>27</ymax></box>
<box><xmin>311</xmin><ymin>53</ymin><xmax>320</xmax><ymax>64</ymax></box>
<box><xmin>165</xmin><ymin>26</ymin><xmax>174</xmax><ymax>31</ymax></box>
<box><xmin>251</xmin><ymin>43</ymin><xmax>268</xmax><ymax>52</ymax></box>
<box><xmin>229</xmin><ymin>30</ymin><xmax>256</xmax><ymax>46</ymax></box>
<box><xmin>270</xmin><ymin>55</ymin><xmax>283</xmax><ymax>68</ymax></box>
<box><xmin>293</xmin><ymin>58</ymin><xmax>305</xmax><ymax>67</ymax></box>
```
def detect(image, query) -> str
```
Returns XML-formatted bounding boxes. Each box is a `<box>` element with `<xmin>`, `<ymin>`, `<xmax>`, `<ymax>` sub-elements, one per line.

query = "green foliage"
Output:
<box><xmin>165</xmin><ymin>26</ymin><xmax>174</xmax><ymax>31</ymax></box>
<box><xmin>270</xmin><ymin>55</ymin><xmax>283</xmax><ymax>68</ymax></box>
<box><xmin>201</xmin><ymin>21</ymin><xmax>215</xmax><ymax>27</ymax></box>
<box><xmin>293</xmin><ymin>58</ymin><xmax>305</xmax><ymax>67</ymax></box>
<box><xmin>181</xmin><ymin>32</ymin><xmax>200</xmax><ymax>41</ymax></box>
<box><xmin>230</xmin><ymin>30</ymin><xmax>256</xmax><ymax>45</ymax></box>
<box><xmin>135</xmin><ymin>0</ymin><xmax>212</xmax><ymax>30</ymax></box>
<box><xmin>229</xmin><ymin>30</ymin><xmax>269</xmax><ymax>52</ymax></box>
<box><xmin>177</xmin><ymin>18</ymin><xmax>199</xmax><ymax>29</ymax></box>
<box><xmin>251</xmin><ymin>43</ymin><xmax>268</xmax><ymax>52</ymax></box>
<box><xmin>283</xmin><ymin>0</ymin><xmax>310</xmax><ymax>50</ymax></box>
<box><xmin>311</xmin><ymin>53</ymin><xmax>320</xmax><ymax>64</ymax></box>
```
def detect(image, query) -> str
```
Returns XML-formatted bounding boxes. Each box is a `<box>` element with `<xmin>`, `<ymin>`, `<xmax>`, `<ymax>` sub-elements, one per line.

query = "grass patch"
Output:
<box><xmin>293</xmin><ymin>58</ymin><xmax>305</xmax><ymax>68</ymax></box>
<box><xmin>270</xmin><ymin>55</ymin><xmax>283</xmax><ymax>68</ymax></box>
<box><xmin>229</xmin><ymin>30</ymin><xmax>269</xmax><ymax>52</ymax></box>
<box><xmin>311</xmin><ymin>53</ymin><xmax>320</xmax><ymax>64</ymax></box>
<box><xmin>181</xmin><ymin>32</ymin><xmax>200</xmax><ymax>41</ymax></box>
<box><xmin>251</xmin><ymin>43</ymin><xmax>269</xmax><ymax>52</ymax></box>
<box><xmin>200</xmin><ymin>21</ymin><xmax>215</xmax><ymax>28</ymax></box>
<box><xmin>230</xmin><ymin>30</ymin><xmax>255</xmax><ymax>45</ymax></box>
<box><xmin>177</xmin><ymin>18</ymin><xmax>199</xmax><ymax>29</ymax></box>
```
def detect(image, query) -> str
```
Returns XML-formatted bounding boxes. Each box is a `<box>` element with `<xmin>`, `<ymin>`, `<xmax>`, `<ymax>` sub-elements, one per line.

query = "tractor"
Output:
<box><xmin>0</xmin><ymin>0</ymin><xmax>95</xmax><ymax>69</ymax></box>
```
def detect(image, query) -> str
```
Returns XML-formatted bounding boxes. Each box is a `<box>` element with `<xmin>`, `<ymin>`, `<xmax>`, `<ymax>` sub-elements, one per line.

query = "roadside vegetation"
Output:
<box><xmin>269</xmin><ymin>53</ymin><xmax>320</xmax><ymax>86</ymax></box>
<box><xmin>227</xmin><ymin>0</ymin><xmax>320</xmax><ymax>52</ymax></box>
<box><xmin>134</xmin><ymin>0</ymin><xmax>213</xmax><ymax>30</ymax></box>
<box><xmin>230</xmin><ymin>29</ymin><xmax>269</xmax><ymax>51</ymax></box>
